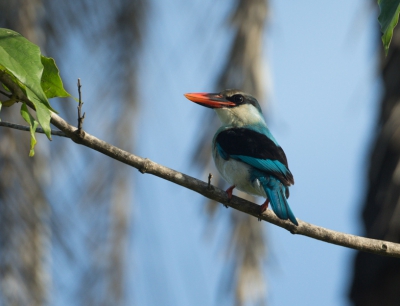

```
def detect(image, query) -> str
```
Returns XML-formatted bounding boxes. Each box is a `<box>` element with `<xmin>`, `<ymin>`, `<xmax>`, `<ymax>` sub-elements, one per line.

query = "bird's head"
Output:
<box><xmin>184</xmin><ymin>89</ymin><xmax>265</xmax><ymax>127</ymax></box>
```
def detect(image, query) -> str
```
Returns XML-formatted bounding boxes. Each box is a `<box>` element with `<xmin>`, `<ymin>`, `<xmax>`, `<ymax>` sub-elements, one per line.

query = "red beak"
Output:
<box><xmin>184</xmin><ymin>92</ymin><xmax>236</xmax><ymax>109</ymax></box>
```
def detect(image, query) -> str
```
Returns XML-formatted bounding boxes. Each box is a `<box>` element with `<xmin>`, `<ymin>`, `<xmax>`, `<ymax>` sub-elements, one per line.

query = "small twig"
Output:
<box><xmin>0</xmin><ymin>121</ymin><xmax>67</xmax><ymax>137</ymax></box>
<box><xmin>77</xmin><ymin>78</ymin><xmax>85</xmax><ymax>136</ymax></box>
<box><xmin>208</xmin><ymin>173</ymin><xmax>213</xmax><ymax>189</ymax></box>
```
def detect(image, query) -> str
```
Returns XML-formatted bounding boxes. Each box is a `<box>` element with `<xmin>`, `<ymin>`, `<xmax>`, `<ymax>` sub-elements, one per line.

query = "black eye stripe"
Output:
<box><xmin>220</xmin><ymin>90</ymin><xmax>263</xmax><ymax>113</ymax></box>
<box><xmin>231</xmin><ymin>94</ymin><xmax>244</xmax><ymax>104</ymax></box>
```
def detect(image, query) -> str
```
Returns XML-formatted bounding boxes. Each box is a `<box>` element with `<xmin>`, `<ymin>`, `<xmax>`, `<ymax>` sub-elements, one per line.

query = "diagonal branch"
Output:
<box><xmin>1</xmin><ymin>71</ymin><xmax>400</xmax><ymax>257</ymax></box>
<box><xmin>47</xmin><ymin>112</ymin><xmax>400</xmax><ymax>258</ymax></box>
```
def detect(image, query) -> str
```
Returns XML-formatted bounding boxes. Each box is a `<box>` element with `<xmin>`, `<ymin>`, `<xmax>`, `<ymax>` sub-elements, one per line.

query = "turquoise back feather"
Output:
<box><xmin>252</xmin><ymin>172</ymin><xmax>298</xmax><ymax>225</ymax></box>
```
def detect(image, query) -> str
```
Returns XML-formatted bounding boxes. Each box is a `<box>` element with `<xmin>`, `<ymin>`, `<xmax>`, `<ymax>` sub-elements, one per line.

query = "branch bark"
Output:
<box><xmin>41</xmin><ymin>112</ymin><xmax>400</xmax><ymax>258</ymax></box>
<box><xmin>1</xmin><ymin>71</ymin><xmax>400</xmax><ymax>257</ymax></box>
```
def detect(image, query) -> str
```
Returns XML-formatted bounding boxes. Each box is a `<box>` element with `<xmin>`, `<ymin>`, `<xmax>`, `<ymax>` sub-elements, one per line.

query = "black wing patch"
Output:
<box><xmin>216</xmin><ymin>128</ymin><xmax>289</xmax><ymax>167</ymax></box>
<box><xmin>216</xmin><ymin>128</ymin><xmax>294</xmax><ymax>185</ymax></box>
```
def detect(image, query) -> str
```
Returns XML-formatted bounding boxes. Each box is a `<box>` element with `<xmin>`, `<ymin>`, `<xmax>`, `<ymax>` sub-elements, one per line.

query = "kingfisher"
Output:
<box><xmin>184</xmin><ymin>89</ymin><xmax>298</xmax><ymax>225</ymax></box>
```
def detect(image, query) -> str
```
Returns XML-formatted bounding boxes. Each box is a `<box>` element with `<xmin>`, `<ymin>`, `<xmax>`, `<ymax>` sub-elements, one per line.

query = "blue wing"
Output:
<box><xmin>231</xmin><ymin>155</ymin><xmax>292</xmax><ymax>184</ymax></box>
<box><xmin>215</xmin><ymin>126</ymin><xmax>294</xmax><ymax>185</ymax></box>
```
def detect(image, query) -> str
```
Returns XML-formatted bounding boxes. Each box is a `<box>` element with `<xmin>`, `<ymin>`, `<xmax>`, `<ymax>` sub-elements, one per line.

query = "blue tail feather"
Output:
<box><xmin>257</xmin><ymin>175</ymin><xmax>298</xmax><ymax>226</ymax></box>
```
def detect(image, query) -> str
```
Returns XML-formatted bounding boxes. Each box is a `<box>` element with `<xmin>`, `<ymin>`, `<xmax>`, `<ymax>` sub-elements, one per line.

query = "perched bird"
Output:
<box><xmin>185</xmin><ymin>89</ymin><xmax>298</xmax><ymax>225</ymax></box>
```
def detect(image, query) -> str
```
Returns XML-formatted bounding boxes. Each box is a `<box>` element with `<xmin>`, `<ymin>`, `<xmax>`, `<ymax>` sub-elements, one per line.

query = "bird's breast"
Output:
<box><xmin>212</xmin><ymin>144</ymin><xmax>266</xmax><ymax>198</ymax></box>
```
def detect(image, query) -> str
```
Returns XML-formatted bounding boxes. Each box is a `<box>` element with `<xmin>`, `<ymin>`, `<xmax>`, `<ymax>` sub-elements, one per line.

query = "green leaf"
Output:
<box><xmin>378</xmin><ymin>0</ymin><xmax>400</xmax><ymax>55</ymax></box>
<box><xmin>25</xmin><ymin>86</ymin><xmax>52</xmax><ymax>140</ymax></box>
<box><xmin>41</xmin><ymin>56</ymin><xmax>70</xmax><ymax>99</ymax></box>
<box><xmin>0</xmin><ymin>28</ymin><xmax>55</xmax><ymax>139</ymax></box>
<box><xmin>0</xmin><ymin>29</ymin><xmax>52</xmax><ymax>108</ymax></box>
<box><xmin>20</xmin><ymin>103</ymin><xmax>39</xmax><ymax>157</ymax></box>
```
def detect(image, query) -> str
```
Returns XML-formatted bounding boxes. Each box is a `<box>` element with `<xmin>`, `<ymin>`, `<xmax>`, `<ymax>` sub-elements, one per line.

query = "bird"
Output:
<box><xmin>184</xmin><ymin>89</ymin><xmax>298</xmax><ymax>226</ymax></box>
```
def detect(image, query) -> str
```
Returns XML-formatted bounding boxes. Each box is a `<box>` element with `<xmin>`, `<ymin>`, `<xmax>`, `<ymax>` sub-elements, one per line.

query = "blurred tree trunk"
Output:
<box><xmin>0</xmin><ymin>0</ymin><xmax>146</xmax><ymax>305</ymax></box>
<box><xmin>349</xmin><ymin>20</ymin><xmax>400</xmax><ymax>306</ymax></box>
<box><xmin>0</xmin><ymin>1</ymin><xmax>50</xmax><ymax>305</ymax></box>
<box><xmin>194</xmin><ymin>0</ymin><xmax>269</xmax><ymax>305</ymax></box>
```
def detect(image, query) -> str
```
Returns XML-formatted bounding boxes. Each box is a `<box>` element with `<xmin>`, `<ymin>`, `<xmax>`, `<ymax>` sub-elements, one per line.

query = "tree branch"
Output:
<box><xmin>46</xmin><ymin>111</ymin><xmax>400</xmax><ymax>258</ymax></box>
<box><xmin>1</xmin><ymin>71</ymin><xmax>399</xmax><ymax>257</ymax></box>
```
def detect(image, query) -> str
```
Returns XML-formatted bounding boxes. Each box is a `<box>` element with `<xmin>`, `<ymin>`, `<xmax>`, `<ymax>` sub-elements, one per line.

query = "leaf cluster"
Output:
<box><xmin>0</xmin><ymin>28</ymin><xmax>69</xmax><ymax>156</ymax></box>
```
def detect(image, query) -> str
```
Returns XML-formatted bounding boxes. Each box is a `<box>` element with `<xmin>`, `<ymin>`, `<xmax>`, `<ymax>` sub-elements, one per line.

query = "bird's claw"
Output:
<box><xmin>224</xmin><ymin>185</ymin><xmax>236</xmax><ymax>208</ymax></box>
<box><xmin>225</xmin><ymin>185</ymin><xmax>236</xmax><ymax>200</ymax></box>
<box><xmin>258</xmin><ymin>210</ymin><xmax>266</xmax><ymax>221</ymax></box>
<box><xmin>258</xmin><ymin>199</ymin><xmax>270</xmax><ymax>221</ymax></box>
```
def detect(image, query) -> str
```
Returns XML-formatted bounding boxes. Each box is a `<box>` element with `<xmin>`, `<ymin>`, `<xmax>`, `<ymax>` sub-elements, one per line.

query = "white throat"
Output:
<box><xmin>214</xmin><ymin>104</ymin><xmax>266</xmax><ymax>127</ymax></box>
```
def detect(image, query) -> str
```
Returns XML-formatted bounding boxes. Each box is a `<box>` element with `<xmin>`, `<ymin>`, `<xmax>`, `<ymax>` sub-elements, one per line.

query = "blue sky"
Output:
<box><xmin>134</xmin><ymin>1</ymin><xmax>378</xmax><ymax>305</ymax></box>
<box><xmin>55</xmin><ymin>0</ymin><xmax>380</xmax><ymax>305</ymax></box>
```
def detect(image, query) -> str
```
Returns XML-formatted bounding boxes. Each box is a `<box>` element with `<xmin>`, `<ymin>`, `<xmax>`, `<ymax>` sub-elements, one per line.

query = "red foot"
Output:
<box><xmin>224</xmin><ymin>185</ymin><xmax>236</xmax><ymax>208</ymax></box>
<box><xmin>260</xmin><ymin>198</ymin><xmax>269</xmax><ymax>213</ymax></box>
<box><xmin>225</xmin><ymin>185</ymin><xmax>236</xmax><ymax>200</ymax></box>
<box><xmin>258</xmin><ymin>198</ymin><xmax>270</xmax><ymax>221</ymax></box>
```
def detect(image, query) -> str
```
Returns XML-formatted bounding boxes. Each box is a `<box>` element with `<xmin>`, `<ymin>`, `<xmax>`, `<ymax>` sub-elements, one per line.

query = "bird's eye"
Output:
<box><xmin>233</xmin><ymin>95</ymin><xmax>244</xmax><ymax>104</ymax></box>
